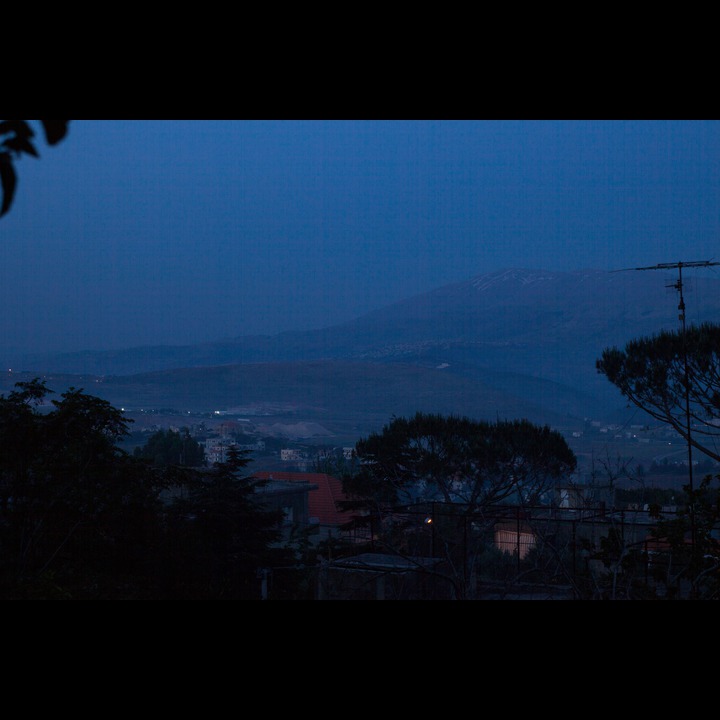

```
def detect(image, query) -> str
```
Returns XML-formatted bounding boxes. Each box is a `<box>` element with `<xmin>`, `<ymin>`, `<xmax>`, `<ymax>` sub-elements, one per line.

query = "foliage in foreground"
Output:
<box><xmin>0</xmin><ymin>120</ymin><xmax>69</xmax><ymax>217</ymax></box>
<box><xmin>597</xmin><ymin>322</ymin><xmax>720</xmax><ymax>463</ymax></box>
<box><xmin>0</xmin><ymin>379</ymin><xmax>301</xmax><ymax>599</ymax></box>
<box><xmin>337</xmin><ymin>412</ymin><xmax>577</xmax><ymax>599</ymax></box>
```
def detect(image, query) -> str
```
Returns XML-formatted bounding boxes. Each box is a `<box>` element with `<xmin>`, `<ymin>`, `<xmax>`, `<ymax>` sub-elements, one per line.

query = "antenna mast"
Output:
<box><xmin>621</xmin><ymin>259</ymin><xmax>719</xmax><ymax>563</ymax></box>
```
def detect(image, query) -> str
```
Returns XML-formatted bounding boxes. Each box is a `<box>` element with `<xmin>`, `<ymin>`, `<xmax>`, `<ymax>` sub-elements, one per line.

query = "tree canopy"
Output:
<box><xmin>158</xmin><ymin>446</ymin><xmax>294</xmax><ymax>599</ymax></box>
<box><xmin>597</xmin><ymin>322</ymin><xmax>720</xmax><ymax>463</ymax></box>
<box><xmin>0</xmin><ymin>378</ymin><xmax>163</xmax><ymax>597</ymax></box>
<box><xmin>343</xmin><ymin>411</ymin><xmax>577</xmax><ymax>512</ymax></box>
<box><xmin>134</xmin><ymin>428</ymin><xmax>206</xmax><ymax>467</ymax></box>
<box><xmin>0</xmin><ymin>379</ymin><xmax>302</xmax><ymax>599</ymax></box>
<box><xmin>334</xmin><ymin>412</ymin><xmax>577</xmax><ymax>599</ymax></box>
<box><xmin>0</xmin><ymin>120</ymin><xmax>70</xmax><ymax>217</ymax></box>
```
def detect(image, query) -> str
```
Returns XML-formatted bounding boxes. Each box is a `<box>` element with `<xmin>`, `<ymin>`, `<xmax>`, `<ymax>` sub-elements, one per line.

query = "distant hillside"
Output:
<box><xmin>0</xmin><ymin>361</ymin><xmax>588</xmax><ymax>443</ymax></box>
<box><xmin>6</xmin><ymin>267</ymin><xmax>720</xmax><ymax>435</ymax></box>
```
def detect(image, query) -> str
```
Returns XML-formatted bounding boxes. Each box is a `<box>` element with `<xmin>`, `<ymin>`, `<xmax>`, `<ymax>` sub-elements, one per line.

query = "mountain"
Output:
<box><xmin>4</xmin><ymin>267</ymin><xmax>720</xmax><ymax>439</ymax></box>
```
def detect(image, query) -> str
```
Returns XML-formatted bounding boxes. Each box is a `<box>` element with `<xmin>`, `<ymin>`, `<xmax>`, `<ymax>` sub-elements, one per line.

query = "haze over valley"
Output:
<box><xmin>3</xmin><ymin>266</ymin><xmax>719</xmax><ymax>462</ymax></box>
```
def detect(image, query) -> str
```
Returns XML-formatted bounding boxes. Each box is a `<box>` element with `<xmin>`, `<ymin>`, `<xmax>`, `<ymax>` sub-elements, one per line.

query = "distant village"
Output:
<box><xmin>120</xmin><ymin>408</ymin><xmax>356</xmax><ymax>473</ymax></box>
<box><xmin>120</xmin><ymin>406</ymin><xmax>720</xmax><ymax>483</ymax></box>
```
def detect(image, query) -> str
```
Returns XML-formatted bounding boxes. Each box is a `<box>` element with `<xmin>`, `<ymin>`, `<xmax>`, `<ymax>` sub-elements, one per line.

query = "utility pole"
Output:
<box><xmin>614</xmin><ymin>259</ymin><xmax>719</xmax><ymax>577</ymax></box>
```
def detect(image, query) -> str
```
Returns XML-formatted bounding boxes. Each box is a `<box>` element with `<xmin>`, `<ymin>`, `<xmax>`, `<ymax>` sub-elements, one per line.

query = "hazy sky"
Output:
<box><xmin>2</xmin><ymin>119</ymin><xmax>720</xmax><ymax>358</ymax></box>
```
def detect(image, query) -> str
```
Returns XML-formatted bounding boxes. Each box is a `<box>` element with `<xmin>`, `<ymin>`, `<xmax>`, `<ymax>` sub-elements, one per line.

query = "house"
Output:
<box><xmin>252</xmin><ymin>471</ymin><xmax>354</xmax><ymax>541</ymax></box>
<box><xmin>254</xmin><ymin>477</ymin><xmax>318</xmax><ymax>540</ymax></box>
<box><xmin>494</xmin><ymin>520</ymin><xmax>536</xmax><ymax>559</ymax></box>
<box><xmin>280</xmin><ymin>448</ymin><xmax>304</xmax><ymax>462</ymax></box>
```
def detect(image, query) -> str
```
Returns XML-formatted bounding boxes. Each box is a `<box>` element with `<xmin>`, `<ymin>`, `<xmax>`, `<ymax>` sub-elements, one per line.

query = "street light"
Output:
<box><xmin>424</xmin><ymin>503</ymin><xmax>436</xmax><ymax>557</ymax></box>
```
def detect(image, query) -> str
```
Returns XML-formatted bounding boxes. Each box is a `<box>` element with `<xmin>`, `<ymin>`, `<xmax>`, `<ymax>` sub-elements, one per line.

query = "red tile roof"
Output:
<box><xmin>253</xmin><ymin>471</ymin><xmax>352</xmax><ymax>526</ymax></box>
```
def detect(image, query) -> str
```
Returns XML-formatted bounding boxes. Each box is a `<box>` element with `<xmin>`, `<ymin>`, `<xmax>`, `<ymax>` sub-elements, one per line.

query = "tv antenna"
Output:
<box><xmin>612</xmin><ymin>259</ymin><xmax>719</xmax><ymax>565</ymax></box>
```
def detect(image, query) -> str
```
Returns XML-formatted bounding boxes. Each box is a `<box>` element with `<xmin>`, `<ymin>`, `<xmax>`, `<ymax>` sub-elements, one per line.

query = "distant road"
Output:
<box><xmin>652</xmin><ymin>447</ymin><xmax>689</xmax><ymax>464</ymax></box>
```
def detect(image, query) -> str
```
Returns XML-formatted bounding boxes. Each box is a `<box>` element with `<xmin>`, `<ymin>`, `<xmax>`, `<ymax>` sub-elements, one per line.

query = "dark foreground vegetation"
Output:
<box><xmin>1</xmin><ymin>377</ymin><xmax>718</xmax><ymax>600</ymax></box>
<box><xmin>0</xmin><ymin>379</ymin><xmax>314</xmax><ymax>599</ymax></box>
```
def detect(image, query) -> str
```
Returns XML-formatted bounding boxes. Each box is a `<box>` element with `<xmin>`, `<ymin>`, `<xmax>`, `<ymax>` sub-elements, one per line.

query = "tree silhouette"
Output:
<box><xmin>0</xmin><ymin>378</ymin><xmax>165</xmax><ymax>598</ymax></box>
<box><xmin>338</xmin><ymin>412</ymin><xmax>577</xmax><ymax>599</ymax></box>
<box><xmin>343</xmin><ymin>412</ymin><xmax>576</xmax><ymax>511</ymax></box>
<box><xmin>597</xmin><ymin>322</ymin><xmax>720</xmax><ymax>463</ymax></box>
<box><xmin>159</xmin><ymin>446</ymin><xmax>293</xmax><ymax>599</ymax></box>
<box><xmin>0</xmin><ymin>120</ymin><xmax>70</xmax><ymax>217</ymax></box>
<box><xmin>0</xmin><ymin>379</ymin><xmax>304</xmax><ymax>599</ymax></box>
<box><xmin>134</xmin><ymin>428</ymin><xmax>206</xmax><ymax>467</ymax></box>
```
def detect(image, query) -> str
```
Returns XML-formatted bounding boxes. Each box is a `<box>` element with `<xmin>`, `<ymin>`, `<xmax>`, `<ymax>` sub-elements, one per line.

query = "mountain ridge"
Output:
<box><xmin>16</xmin><ymin>266</ymin><xmax>718</xmax><ymax>375</ymax></box>
<box><xmin>4</xmin><ymin>266</ymin><xmax>719</xmax><ymax>438</ymax></box>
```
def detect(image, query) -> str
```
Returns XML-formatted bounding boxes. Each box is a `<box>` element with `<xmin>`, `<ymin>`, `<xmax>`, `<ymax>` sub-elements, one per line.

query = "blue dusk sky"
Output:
<box><xmin>1</xmin><ymin>119</ymin><xmax>720</xmax><ymax>359</ymax></box>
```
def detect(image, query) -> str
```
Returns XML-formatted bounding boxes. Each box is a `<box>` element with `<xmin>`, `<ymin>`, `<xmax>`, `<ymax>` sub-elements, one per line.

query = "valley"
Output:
<box><xmin>3</xmin><ymin>267</ymin><xmax>719</xmax><ymax>493</ymax></box>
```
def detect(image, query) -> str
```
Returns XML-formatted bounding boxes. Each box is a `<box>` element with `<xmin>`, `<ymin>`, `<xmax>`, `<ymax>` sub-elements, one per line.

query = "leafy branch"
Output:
<box><xmin>0</xmin><ymin>120</ymin><xmax>70</xmax><ymax>217</ymax></box>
